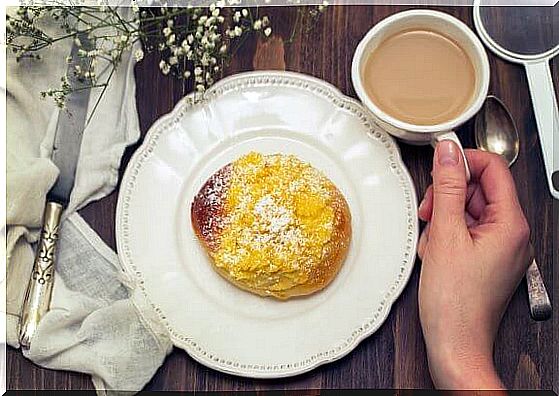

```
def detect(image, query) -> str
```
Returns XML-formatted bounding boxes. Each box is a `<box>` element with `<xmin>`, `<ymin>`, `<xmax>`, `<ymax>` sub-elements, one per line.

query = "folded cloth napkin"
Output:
<box><xmin>4</xmin><ymin>6</ymin><xmax>173</xmax><ymax>394</ymax></box>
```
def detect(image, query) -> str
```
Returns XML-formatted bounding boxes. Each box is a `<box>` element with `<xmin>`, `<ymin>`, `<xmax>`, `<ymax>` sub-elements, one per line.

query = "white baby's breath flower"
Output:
<box><xmin>169</xmin><ymin>56</ymin><xmax>178</xmax><ymax>65</ymax></box>
<box><xmin>262</xmin><ymin>16</ymin><xmax>270</xmax><ymax>26</ymax></box>
<box><xmin>234</xmin><ymin>26</ymin><xmax>243</xmax><ymax>36</ymax></box>
<box><xmin>134</xmin><ymin>49</ymin><xmax>144</xmax><ymax>62</ymax></box>
<box><xmin>159</xmin><ymin>60</ymin><xmax>170</xmax><ymax>75</ymax></box>
<box><xmin>167</xmin><ymin>34</ymin><xmax>175</xmax><ymax>44</ymax></box>
<box><xmin>183</xmin><ymin>70</ymin><xmax>191</xmax><ymax>78</ymax></box>
<box><xmin>187</xmin><ymin>34</ymin><xmax>194</xmax><ymax>44</ymax></box>
<box><xmin>61</xmin><ymin>75</ymin><xmax>70</xmax><ymax>88</ymax></box>
<box><xmin>194</xmin><ymin>66</ymin><xmax>203</xmax><ymax>76</ymax></box>
<box><xmin>233</xmin><ymin>11</ymin><xmax>241</xmax><ymax>22</ymax></box>
<box><xmin>219</xmin><ymin>44</ymin><xmax>227</xmax><ymax>53</ymax></box>
<box><xmin>196</xmin><ymin>84</ymin><xmax>205</xmax><ymax>92</ymax></box>
<box><xmin>131</xmin><ymin>1</ymin><xmax>139</xmax><ymax>13</ymax></box>
<box><xmin>163</xmin><ymin>27</ymin><xmax>172</xmax><ymax>37</ymax></box>
<box><xmin>264</xmin><ymin>27</ymin><xmax>272</xmax><ymax>37</ymax></box>
<box><xmin>253</xmin><ymin>20</ymin><xmax>262</xmax><ymax>30</ymax></box>
<box><xmin>242</xmin><ymin>8</ymin><xmax>248</xmax><ymax>17</ymax></box>
<box><xmin>167</xmin><ymin>19</ymin><xmax>174</xmax><ymax>27</ymax></box>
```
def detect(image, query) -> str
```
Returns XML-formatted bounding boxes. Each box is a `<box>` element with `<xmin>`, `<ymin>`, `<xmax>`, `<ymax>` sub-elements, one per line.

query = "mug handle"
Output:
<box><xmin>431</xmin><ymin>131</ymin><xmax>471</xmax><ymax>182</ymax></box>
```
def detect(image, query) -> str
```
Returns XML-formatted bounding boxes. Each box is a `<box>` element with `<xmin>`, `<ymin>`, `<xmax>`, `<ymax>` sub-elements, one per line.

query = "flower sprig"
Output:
<box><xmin>149</xmin><ymin>4</ymin><xmax>271</xmax><ymax>92</ymax></box>
<box><xmin>6</xmin><ymin>3</ymin><xmax>326</xmax><ymax>112</ymax></box>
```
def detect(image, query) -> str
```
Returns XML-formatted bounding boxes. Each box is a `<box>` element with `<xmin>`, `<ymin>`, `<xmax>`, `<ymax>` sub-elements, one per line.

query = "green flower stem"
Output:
<box><xmin>64</xmin><ymin>83</ymin><xmax>108</xmax><ymax>92</ymax></box>
<box><xmin>286</xmin><ymin>7</ymin><xmax>303</xmax><ymax>44</ymax></box>
<box><xmin>85</xmin><ymin>62</ymin><xmax>116</xmax><ymax>126</ymax></box>
<box><xmin>108</xmin><ymin>6</ymin><xmax>131</xmax><ymax>33</ymax></box>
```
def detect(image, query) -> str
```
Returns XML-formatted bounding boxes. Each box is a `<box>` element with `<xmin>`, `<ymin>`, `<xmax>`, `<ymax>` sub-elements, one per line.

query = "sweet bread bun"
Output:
<box><xmin>191</xmin><ymin>152</ymin><xmax>351</xmax><ymax>299</ymax></box>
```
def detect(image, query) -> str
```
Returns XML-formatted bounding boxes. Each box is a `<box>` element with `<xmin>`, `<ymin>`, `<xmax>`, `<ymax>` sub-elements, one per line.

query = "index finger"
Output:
<box><xmin>464</xmin><ymin>149</ymin><xmax>522</xmax><ymax>215</ymax></box>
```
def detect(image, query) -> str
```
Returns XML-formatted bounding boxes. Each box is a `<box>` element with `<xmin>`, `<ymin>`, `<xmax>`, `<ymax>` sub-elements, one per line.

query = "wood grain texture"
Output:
<box><xmin>7</xmin><ymin>5</ymin><xmax>557</xmax><ymax>392</ymax></box>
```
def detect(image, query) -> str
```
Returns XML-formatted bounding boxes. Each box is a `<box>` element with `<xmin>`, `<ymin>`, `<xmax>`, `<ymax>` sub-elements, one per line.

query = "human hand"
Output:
<box><xmin>417</xmin><ymin>141</ymin><xmax>530</xmax><ymax>389</ymax></box>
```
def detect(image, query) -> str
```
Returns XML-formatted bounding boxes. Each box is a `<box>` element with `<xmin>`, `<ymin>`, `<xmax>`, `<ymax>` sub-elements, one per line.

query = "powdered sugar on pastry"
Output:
<box><xmin>191</xmin><ymin>152</ymin><xmax>351</xmax><ymax>299</ymax></box>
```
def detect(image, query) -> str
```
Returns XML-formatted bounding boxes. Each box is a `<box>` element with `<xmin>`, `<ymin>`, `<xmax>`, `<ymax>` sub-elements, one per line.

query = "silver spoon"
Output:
<box><xmin>475</xmin><ymin>95</ymin><xmax>520</xmax><ymax>166</ymax></box>
<box><xmin>474</xmin><ymin>95</ymin><xmax>551</xmax><ymax>321</ymax></box>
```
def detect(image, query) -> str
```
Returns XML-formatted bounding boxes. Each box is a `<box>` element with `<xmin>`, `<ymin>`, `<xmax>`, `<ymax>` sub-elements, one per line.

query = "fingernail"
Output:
<box><xmin>418</xmin><ymin>197</ymin><xmax>426</xmax><ymax>212</ymax></box>
<box><xmin>437</xmin><ymin>140</ymin><xmax>459</xmax><ymax>166</ymax></box>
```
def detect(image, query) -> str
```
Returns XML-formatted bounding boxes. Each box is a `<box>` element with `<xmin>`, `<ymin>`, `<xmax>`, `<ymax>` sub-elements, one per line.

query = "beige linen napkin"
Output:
<box><xmin>4</xmin><ymin>6</ymin><xmax>173</xmax><ymax>394</ymax></box>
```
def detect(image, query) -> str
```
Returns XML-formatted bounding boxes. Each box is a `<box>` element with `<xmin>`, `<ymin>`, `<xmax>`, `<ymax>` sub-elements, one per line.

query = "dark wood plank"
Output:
<box><xmin>7</xmin><ymin>5</ymin><xmax>556</xmax><ymax>392</ymax></box>
<box><xmin>553</xmin><ymin>198</ymin><xmax>558</xmax><ymax>395</ymax></box>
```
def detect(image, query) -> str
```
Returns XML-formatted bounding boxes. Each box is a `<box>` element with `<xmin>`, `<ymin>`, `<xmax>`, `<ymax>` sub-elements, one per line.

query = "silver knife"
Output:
<box><xmin>19</xmin><ymin>34</ymin><xmax>93</xmax><ymax>348</ymax></box>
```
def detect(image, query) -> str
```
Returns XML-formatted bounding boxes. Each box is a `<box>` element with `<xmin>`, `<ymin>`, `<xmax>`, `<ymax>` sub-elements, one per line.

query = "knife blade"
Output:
<box><xmin>19</xmin><ymin>33</ymin><xmax>93</xmax><ymax>348</ymax></box>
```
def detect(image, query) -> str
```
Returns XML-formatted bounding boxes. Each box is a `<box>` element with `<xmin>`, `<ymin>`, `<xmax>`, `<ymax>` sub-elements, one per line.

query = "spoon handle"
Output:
<box><xmin>526</xmin><ymin>244</ymin><xmax>551</xmax><ymax>321</ymax></box>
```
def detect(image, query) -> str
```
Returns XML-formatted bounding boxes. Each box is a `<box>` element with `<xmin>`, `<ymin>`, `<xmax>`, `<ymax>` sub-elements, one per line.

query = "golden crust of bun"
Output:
<box><xmin>191</xmin><ymin>152</ymin><xmax>351</xmax><ymax>299</ymax></box>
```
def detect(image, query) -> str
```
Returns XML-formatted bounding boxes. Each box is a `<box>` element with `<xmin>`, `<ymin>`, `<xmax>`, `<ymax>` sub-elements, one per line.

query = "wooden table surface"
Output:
<box><xmin>7</xmin><ymin>5</ymin><xmax>558</xmax><ymax>392</ymax></box>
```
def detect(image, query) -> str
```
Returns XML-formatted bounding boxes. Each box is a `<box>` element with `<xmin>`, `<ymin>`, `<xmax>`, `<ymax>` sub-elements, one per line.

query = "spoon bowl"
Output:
<box><xmin>474</xmin><ymin>95</ymin><xmax>520</xmax><ymax>166</ymax></box>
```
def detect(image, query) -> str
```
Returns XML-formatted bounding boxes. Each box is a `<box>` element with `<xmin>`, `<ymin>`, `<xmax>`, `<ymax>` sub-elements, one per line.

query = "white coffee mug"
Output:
<box><xmin>352</xmin><ymin>10</ymin><xmax>491</xmax><ymax>180</ymax></box>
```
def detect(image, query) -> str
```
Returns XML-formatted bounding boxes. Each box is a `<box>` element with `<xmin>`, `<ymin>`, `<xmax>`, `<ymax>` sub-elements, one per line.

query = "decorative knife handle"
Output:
<box><xmin>526</xmin><ymin>244</ymin><xmax>552</xmax><ymax>321</ymax></box>
<box><xmin>19</xmin><ymin>202</ymin><xmax>63</xmax><ymax>348</ymax></box>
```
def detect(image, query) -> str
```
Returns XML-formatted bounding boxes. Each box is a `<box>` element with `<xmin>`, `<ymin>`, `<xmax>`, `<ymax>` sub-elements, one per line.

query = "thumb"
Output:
<box><xmin>430</xmin><ymin>140</ymin><xmax>468</xmax><ymax>237</ymax></box>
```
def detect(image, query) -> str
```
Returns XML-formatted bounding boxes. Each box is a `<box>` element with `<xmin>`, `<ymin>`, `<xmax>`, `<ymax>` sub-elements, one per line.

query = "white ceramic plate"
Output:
<box><xmin>116</xmin><ymin>71</ymin><xmax>418</xmax><ymax>378</ymax></box>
